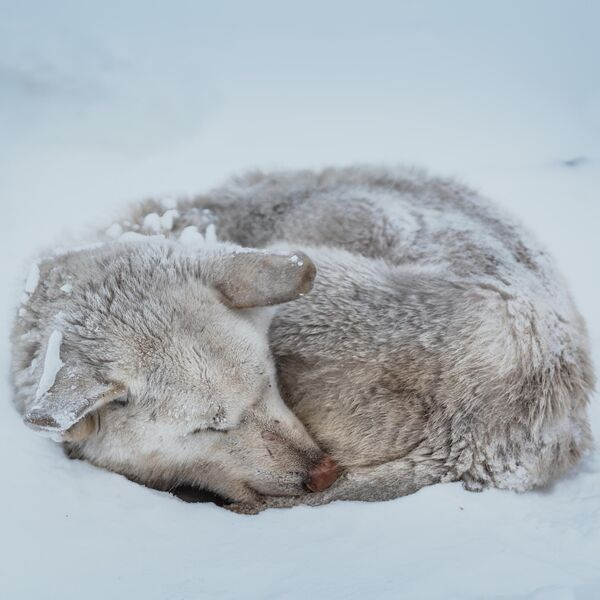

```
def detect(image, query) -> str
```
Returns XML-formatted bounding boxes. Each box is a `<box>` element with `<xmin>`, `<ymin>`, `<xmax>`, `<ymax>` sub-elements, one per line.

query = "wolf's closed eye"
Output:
<box><xmin>189</xmin><ymin>426</ymin><xmax>225</xmax><ymax>435</ymax></box>
<box><xmin>111</xmin><ymin>389</ymin><xmax>132</xmax><ymax>407</ymax></box>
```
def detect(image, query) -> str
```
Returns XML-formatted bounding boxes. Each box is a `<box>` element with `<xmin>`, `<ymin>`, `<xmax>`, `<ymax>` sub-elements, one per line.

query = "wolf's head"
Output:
<box><xmin>13</xmin><ymin>240</ymin><xmax>339</xmax><ymax>505</ymax></box>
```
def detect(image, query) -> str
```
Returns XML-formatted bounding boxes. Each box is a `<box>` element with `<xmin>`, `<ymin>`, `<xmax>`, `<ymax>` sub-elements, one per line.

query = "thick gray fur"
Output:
<box><xmin>11</xmin><ymin>165</ymin><xmax>595</xmax><ymax>512</ymax></box>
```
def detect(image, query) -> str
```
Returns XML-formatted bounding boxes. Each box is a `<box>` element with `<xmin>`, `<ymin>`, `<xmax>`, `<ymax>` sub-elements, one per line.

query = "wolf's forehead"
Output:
<box><xmin>146</xmin><ymin>365</ymin><xmax>265</xmax><ymax>420</ymax></box>
<box><xmin>175</xmin><ymin>314</ymin><xmax>271</xmax><ymax>365</ymax></box>
<box><xmin>144</xmin><ymin>341</ymin><xmax>267</xmax><ymax>393</ymax></box>
<box><xmin>179</xmin><ymin>354</ymin><xmax>268</xmax><ymax>393</ymax></box>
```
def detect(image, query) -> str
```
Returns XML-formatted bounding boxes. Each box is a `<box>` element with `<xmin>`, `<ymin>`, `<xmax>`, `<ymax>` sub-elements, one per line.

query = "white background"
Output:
<box><xmin>1</xmin><ymin>2</ymin><xmax>599</xmax><ymax>598</ymax></box>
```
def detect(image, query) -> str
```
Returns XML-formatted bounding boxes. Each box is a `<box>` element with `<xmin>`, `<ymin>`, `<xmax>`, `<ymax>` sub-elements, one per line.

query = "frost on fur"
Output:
<box><xmin>34</xmin><ymin>329</ymin><xmax>63</xmax><ymax>401</ymax></box>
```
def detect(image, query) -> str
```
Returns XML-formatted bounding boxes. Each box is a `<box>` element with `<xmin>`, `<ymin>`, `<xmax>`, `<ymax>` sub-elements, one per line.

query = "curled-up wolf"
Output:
<box><xmin>12</xmin><ymin>166</ymin><xmax>594</xmax><ymax>513</ymax></box>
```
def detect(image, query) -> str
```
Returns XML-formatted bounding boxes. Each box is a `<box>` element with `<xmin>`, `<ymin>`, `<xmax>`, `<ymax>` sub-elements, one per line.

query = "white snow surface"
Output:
<box><xmin>1</xmin><ymin>2</ymin><xmax>599</xmax><ymax>599</ymax></box>
<box><xmin>142</xmin><ymin>211</ymin><xmax>162</xmax><ymax>233</ymax></box>
<box><xmin>23</xmin><ymin>262</ymin><xmax>39</xmax><ymax>295</ymax></box>
<box><xmin>178</xmin><ymin>225</ymin><xmax>209</xmax><ymax>249</ymax></box>
<box><xmin>204</xmin><ymin>222</ymin><xmax>217</xmax><ymax>244</ymax></box>
<box><xmin>105</xmin><ymin>222</ymin><xmax>123</xmax><ymax>238</ymax></box>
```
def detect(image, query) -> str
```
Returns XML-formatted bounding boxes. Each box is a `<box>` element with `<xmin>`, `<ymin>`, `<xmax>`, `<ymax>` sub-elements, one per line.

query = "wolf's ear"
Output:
<box><xmin>208</xmin><ymin>250</ymin><xmax>317</xmax><ymax>308</ymax></box>
<box><xmin>24</xmin><ymin>363</ymin><xmax>126</xmax><ymax>439</ymax></box>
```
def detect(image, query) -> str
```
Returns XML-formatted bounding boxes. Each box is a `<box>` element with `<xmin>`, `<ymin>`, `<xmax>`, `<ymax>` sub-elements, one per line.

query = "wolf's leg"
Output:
<box><xmin>226</xmin><ymin>443</ymin><xmax>450</xmax><ymax>512</ymax></box>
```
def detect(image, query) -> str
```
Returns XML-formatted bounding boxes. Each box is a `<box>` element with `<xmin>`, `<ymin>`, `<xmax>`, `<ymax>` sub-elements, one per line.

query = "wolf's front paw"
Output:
<box><xmin>223</xmin><ymin>501</ymin><xmax>266</xmax><ymax>515</ymax></box>
<box><xmin>260</xmin><ymin>496</ymin><xmax>304</xmax><ymax>510</ymax></box>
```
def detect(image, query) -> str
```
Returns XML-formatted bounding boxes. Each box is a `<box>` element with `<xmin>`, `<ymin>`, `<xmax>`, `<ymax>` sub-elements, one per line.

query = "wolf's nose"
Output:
<box><xmin>305</xmin><ymin>455</ymin><xmax>340</xmax><ymax>492</ymax></box>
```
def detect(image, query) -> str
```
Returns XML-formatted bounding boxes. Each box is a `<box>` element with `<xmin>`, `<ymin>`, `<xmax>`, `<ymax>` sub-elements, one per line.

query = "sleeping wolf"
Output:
<box><xmin>12</xmin><ymin>166</ymin><xmax>594</xmax><ymax>512</ymax></box>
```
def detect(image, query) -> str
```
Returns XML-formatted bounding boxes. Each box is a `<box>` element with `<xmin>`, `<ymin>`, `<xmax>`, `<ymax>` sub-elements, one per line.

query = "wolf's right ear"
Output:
<box><xmin>206</xmin><ymin>250</ymin><xmax>317</xmax><ymax>308</ymax></box>
<box><xmin>24</xmin><ymin>361</ymin><xmax>126</xmax><ymax>440</ymax></box>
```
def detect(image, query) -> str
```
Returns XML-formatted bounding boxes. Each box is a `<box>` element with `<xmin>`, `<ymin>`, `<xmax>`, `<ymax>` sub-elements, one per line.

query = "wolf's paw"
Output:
<box><xmin>224</xmin><ymin>501</ymin><xmax>266</xmax><ymax>515</ymax></box>
<box><xmin>461</xmin><ymin>476</ymin><xmax>485</xmax><ymax>493</ymax></box>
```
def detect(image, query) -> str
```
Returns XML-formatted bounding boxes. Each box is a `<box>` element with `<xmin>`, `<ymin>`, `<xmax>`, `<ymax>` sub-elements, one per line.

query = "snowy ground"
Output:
<box><xmin>1</xmin><ymin>2</ymin><xmax>600</xmax><ymax>598</ymax></box>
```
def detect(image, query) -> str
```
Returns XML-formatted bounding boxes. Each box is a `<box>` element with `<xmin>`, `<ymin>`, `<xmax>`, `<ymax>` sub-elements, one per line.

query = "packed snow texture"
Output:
<box><xmin>1</xmin><ymin>2</ymin><xmax>599</xmax><ymax>599</ymax></box>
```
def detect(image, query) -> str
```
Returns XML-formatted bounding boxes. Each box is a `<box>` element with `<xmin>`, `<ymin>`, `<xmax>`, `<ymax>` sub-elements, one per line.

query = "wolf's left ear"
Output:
<box><xmin>24</xmin><ymin>361</ymin><xmax>126</xmax><ymax>439</ymax></box>
<box><xmin>207</xmin><ymin>250</ymin><xmax>317</xmax><ymax>308</ymax></box>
